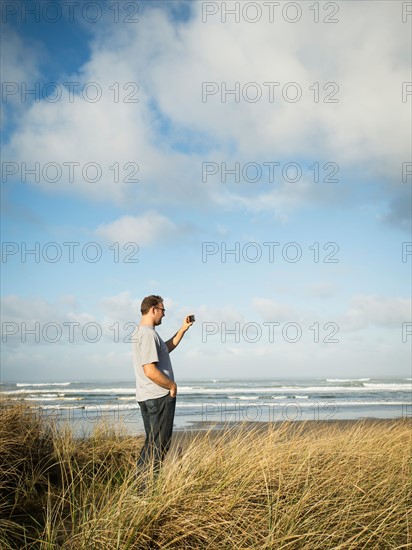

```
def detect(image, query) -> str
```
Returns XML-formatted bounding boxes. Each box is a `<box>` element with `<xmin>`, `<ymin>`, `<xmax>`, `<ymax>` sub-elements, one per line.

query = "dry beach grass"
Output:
<box><xmin>0</xmin><ymin>400</ymin><xmax>411</xmax><ymax>549</ymax></box>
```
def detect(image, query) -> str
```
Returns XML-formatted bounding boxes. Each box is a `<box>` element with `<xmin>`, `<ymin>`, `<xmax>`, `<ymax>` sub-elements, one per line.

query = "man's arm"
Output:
<box><xmin>165</xmin><ymin>316</ymin><xmax>193</xmax><ymax>353</ymax></box>
<box><xmin>143</xmin><ymin>363</ymin><xmax>177</xmax><ymax>397</ymax></box>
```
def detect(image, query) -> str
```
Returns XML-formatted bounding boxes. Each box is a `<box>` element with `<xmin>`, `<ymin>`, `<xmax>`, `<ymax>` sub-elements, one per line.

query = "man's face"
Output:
<box><xmin>153</xmin><ymin>303</ymin><xmax>165</xmax><ymax>326</ymax></box>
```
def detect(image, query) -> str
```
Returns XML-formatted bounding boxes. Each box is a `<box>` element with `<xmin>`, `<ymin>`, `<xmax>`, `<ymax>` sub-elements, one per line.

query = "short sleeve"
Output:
<box><xmin>138</xmin><ymin>330</ymin><xmax>159</xmax><ymax>366</ymax></box>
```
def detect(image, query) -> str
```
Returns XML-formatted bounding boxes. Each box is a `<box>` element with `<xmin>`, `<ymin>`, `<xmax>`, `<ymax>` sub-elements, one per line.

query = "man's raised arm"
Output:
<box><xmin>165</xmin><ymin>316</ymin><xmax>193</xmax><ymax>353</ymax></box>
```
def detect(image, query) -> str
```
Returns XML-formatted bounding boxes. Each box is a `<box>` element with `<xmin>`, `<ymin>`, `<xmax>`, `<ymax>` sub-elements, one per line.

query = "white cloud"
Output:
<box><xmin>1</xmin><ymin>294</ymin><xmax>71</xmax><ymax>325</ymax></box>
<box><xmin>99</xmin><ymin>291</ymin><xmax>140</xmax><ymax>328</ymax></box>
<box><xmin>306</xmin><ymin>282</ymin><xmax>337</xmax><ymax>300</ymax></box>
<box><xmin>1</xmin><ymin>291</ymin><xmax>410</xmax><ymax>381</ymax></box>
<box><xmin>1</xmin><ymin>27</ymin><xmax>42</xmax><ymax>123</ymax></box>
<box><xmin>2</xmin><ymin>291</ymin><xmax>396</xmax><ymax>349</ymax></box>
<box><xmin>195</xmin><ymin>303</ymin><xmax>246</xmax><ymax>325</ymax></box>
<box><xmin>3</xmin><ymin>2</ymin><xmax>410</xmax><ymax>223</ymax></box>
<box><xmin>2</xmin><ymin>348</ymin><xmax>133</xmax><ymax>383</ymax></box>
<box><xmin>251</xmin><ymin>293</ymin><xmax>412</xmax><ymax>333</ymax></box>
<box><xmin>338</xmin><ymin>295</ymin><xmax>412</xmax><ymax>332</ymax></box>
<box><xmin>99</xmin><ymin>291</ymin><xmax>138</xmax><ymax>315</ymax></box>
<box><xmin>252</xmin><ymin>297</ymin><xmax>297</xmax><ymax>321</ymax></box>
<box><xmin>140</xmin><ymin>2</ymin><xmax>409</xmax><ymax>168</ymax></box>
<box><xmin>0</xmin><ymin>294</ymin><xmax>131</xmax><ymax>348</ymax></box>
<box><xmin>95</xmin><ymin>212</ymin><xmax>182</xmax><ymax>245</ymax></box>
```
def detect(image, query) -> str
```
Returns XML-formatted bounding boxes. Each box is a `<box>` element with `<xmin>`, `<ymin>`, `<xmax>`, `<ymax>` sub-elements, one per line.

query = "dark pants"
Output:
<box><xmin>137</xmin><ymin>393</ymin><xmax>176</xmax><ymax>477</ymax></box>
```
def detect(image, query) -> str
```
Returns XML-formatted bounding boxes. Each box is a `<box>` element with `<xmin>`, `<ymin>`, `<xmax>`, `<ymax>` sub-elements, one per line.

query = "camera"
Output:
<box><xmin>188</xmin><ymin>315</ymin><xmax>195</xmax><ymax>323</ymax></box>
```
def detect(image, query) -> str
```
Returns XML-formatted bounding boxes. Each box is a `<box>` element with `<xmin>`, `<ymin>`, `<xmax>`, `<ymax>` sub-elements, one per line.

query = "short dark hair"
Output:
<box><xmin>140</xmin><ymin>295</ymin><xmax>163</xmax><ymax>315</ymax></box>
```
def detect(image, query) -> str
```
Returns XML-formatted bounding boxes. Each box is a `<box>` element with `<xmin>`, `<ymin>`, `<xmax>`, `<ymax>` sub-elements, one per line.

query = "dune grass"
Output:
<box><xmin>0</xmin><ymin>400</ymin><xmax>411</xmax><ymax>549</ymax></box>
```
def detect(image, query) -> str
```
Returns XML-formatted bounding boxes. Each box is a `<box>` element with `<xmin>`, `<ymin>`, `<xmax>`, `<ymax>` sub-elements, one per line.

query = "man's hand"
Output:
<box><xmin>166</xmin><ymin>315</ymin><xmax>195</xmax><ymax>352</ymax></box>
<box><xmin>143</xmin><ymin>363</ymin><xmax>176</xmax><ymax>395</ymax></box>
<box><xmin>182</xmin><ymin>315</ymin><xmax>194</xmax><ymax>331</ymax></box>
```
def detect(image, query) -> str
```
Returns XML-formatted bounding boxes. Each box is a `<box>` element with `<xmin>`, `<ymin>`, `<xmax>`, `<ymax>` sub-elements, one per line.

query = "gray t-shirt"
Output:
<box><xmin>132</xmin><ymin>324</ymin><xmax>174</xmax><ymax>402</ymax></box>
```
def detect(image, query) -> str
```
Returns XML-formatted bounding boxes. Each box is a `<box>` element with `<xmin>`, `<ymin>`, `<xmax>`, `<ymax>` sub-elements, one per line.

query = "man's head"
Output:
<box><xmin>140</xmin><ymin>295</ymin><xmax>165</xmax><ymax>326</ymax></box>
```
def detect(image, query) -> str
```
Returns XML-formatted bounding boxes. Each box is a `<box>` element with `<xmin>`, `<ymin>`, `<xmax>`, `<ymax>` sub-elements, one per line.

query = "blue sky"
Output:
<box><xmin>1</xmin><ymin>0</ymin><xmax>411</xmax><ymax>382</ymax></box>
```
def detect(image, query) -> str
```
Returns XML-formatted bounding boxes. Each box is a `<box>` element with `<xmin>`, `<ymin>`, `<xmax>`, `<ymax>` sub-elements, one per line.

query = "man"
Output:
<box><xmin>132</xmin><ymin>294</ymin><xmax>193</xmax><ymax>480</ymax></box>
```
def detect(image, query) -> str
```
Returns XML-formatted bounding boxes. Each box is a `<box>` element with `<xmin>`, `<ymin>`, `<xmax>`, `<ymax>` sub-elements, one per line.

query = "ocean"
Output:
<box><xmin>1</xmin><ymin>377</ymin><xmax>411</xmax><ymax>435</ymax></box>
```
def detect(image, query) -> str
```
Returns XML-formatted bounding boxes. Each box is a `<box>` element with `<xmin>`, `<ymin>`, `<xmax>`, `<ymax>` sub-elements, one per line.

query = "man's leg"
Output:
<box><xmin>137</xmin><ymin>399</ymin><xmax>158</xmax><ymax>473</ymax></box>
<box><xmin>158</xmin><ymin>394</ymin><xmax>176</xmax><ymax>462</ymax></box>
<box><xmin>137</xmin><ymin>394</ymin><xmax>176</xmax><ymax>476</ymax></box>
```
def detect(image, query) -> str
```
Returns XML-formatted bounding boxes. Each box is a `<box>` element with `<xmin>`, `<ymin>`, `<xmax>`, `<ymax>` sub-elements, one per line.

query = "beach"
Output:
<box><xmin>1</xmin><ymin>377</ymin><xmax>411</xmax><ymax>437</ymax></box>
<box><xmin>1</xmin><ymin>400</ymin><xmax>411</xmax><ymax>549</ymax></box>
